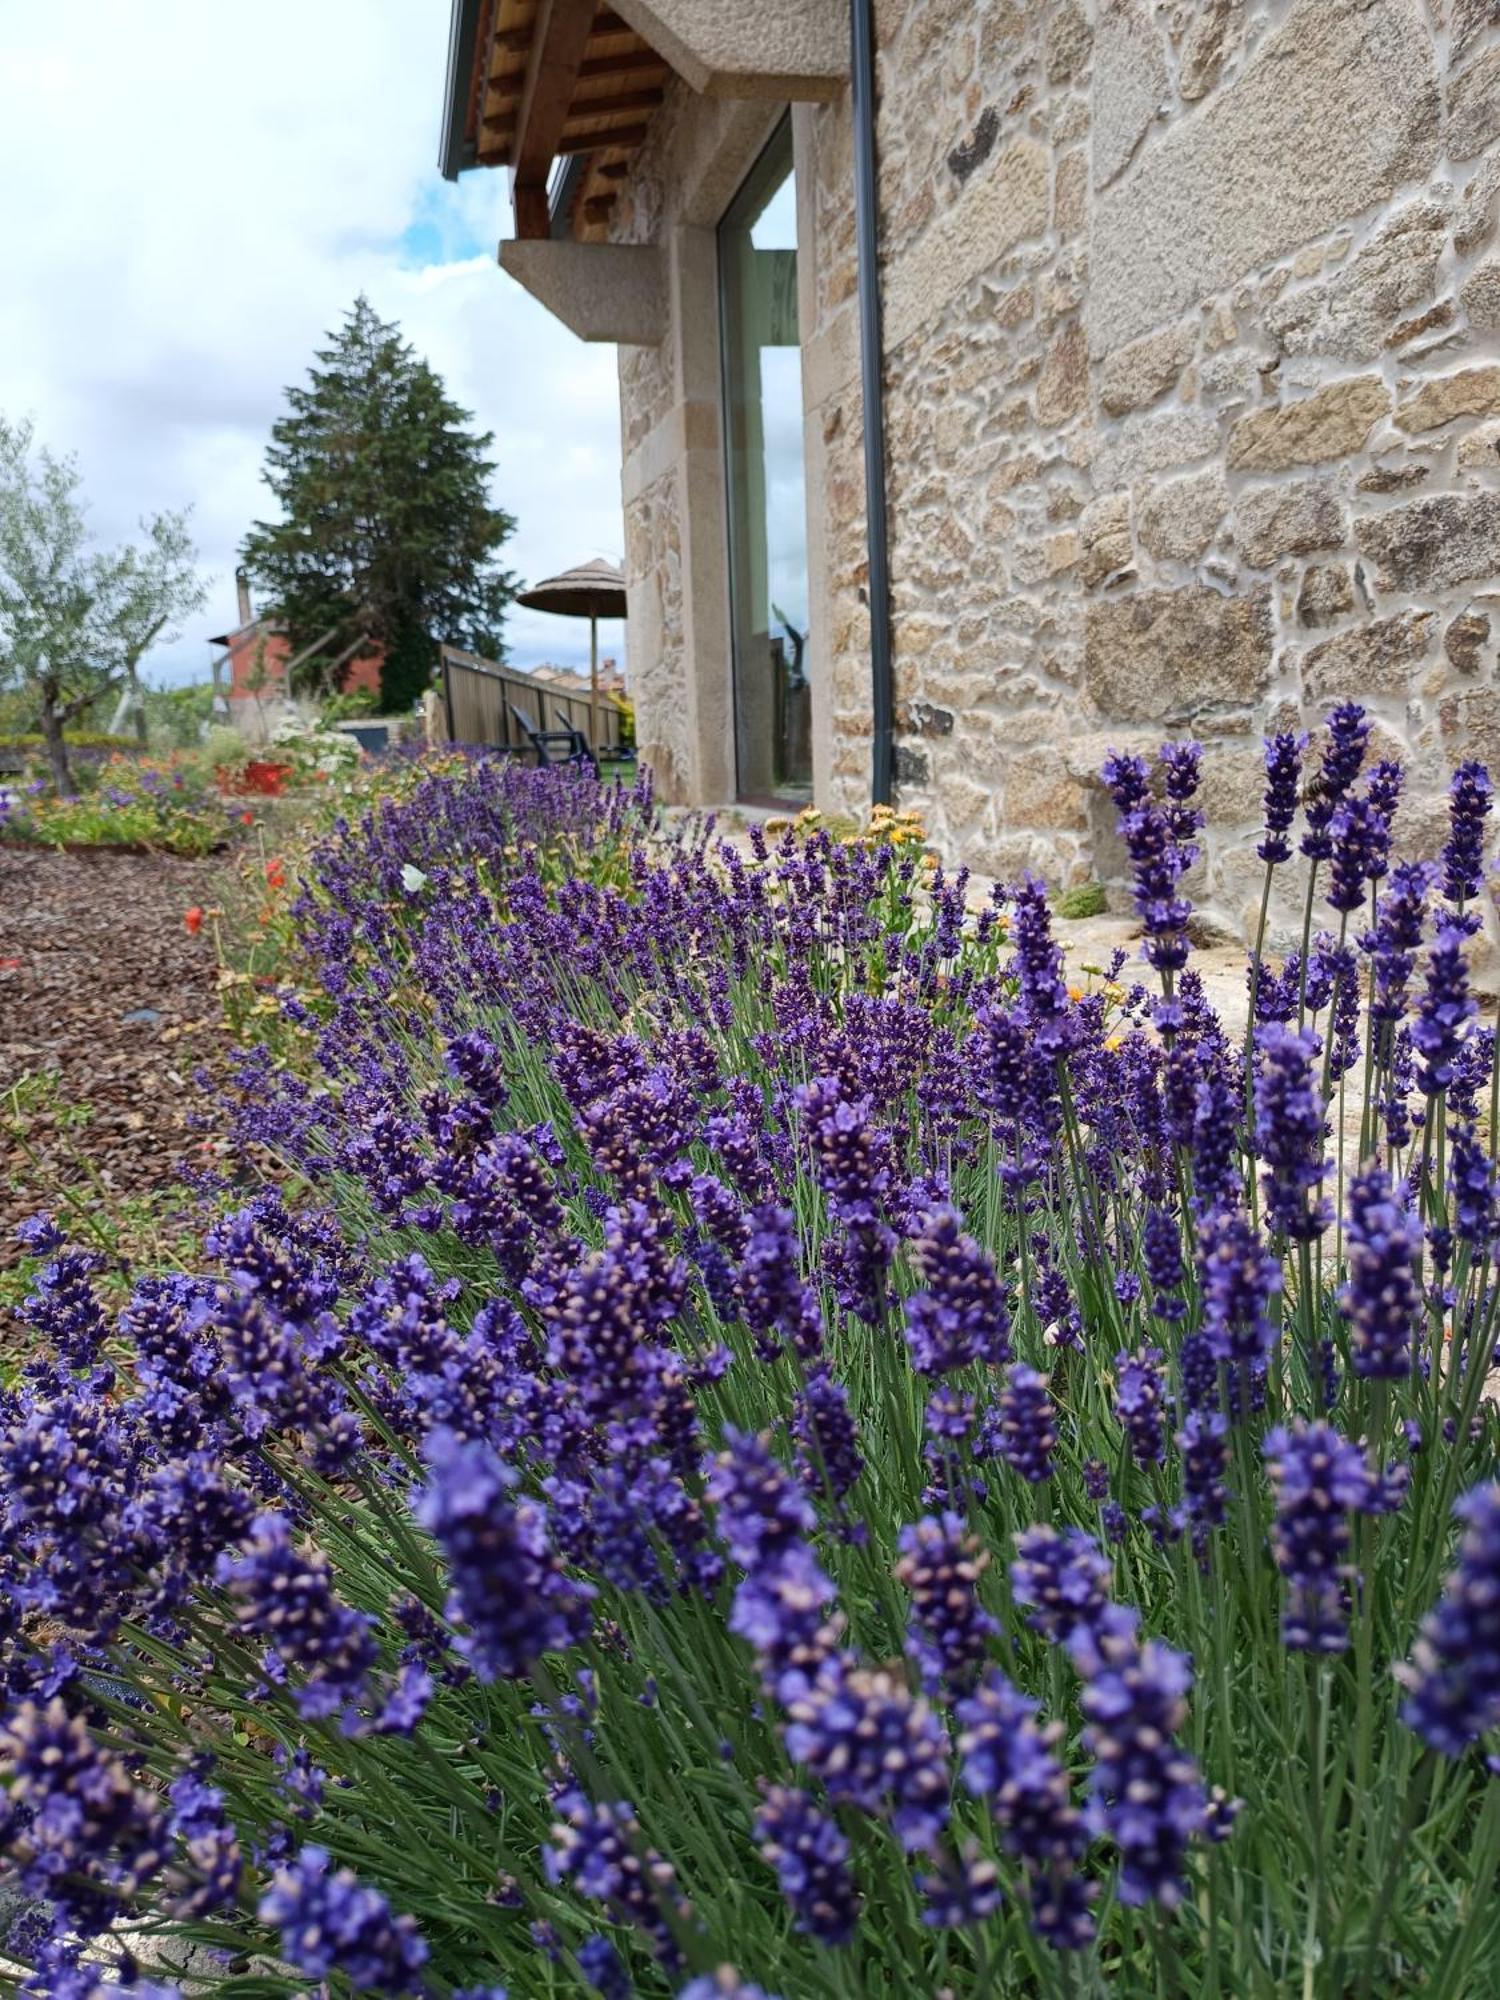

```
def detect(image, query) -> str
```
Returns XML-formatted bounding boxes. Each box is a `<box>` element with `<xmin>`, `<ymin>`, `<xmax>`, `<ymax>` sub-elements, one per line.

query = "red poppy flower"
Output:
<box><xmin>184</xmin><ymin>906</ymin><xmax>205</xmax><ymax>936</ymax></box>
<box><xmin>265</xmin><ymin>859</ymin><xmax>287</xmax><ymax>890</ymax></box>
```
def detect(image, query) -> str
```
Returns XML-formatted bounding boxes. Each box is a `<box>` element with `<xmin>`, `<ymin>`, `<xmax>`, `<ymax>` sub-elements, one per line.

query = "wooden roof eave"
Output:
<box><xmin>464</xmin><ymin>0</ymin><xmax>671</xmax><ymax>239</ymax></box>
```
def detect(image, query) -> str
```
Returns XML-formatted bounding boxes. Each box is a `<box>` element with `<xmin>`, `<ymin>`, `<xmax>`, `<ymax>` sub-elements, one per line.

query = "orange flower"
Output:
<box><xmin>184</xmin><ymin>906</ymin><xmax>204</xmax><ymax>936</ymax></box>
<box><xmin>265</xmin><ymin>859</ymin><xmax>286</xmax><ymax>890</ymax></box>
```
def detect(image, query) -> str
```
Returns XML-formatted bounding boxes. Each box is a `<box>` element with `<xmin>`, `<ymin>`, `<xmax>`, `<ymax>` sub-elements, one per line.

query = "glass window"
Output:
<box><xmin>719</xmin><ymin>120</ymin><xmax>811</xmax><ymax>803</ymax></box>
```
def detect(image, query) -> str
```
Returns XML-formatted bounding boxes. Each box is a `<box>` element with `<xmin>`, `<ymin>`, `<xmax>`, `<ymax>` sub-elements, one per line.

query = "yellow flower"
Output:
<box><xmin>1067</xmin><ymin>984</ymin><xmax>1086</xmax><ymax>1003</ymax></box>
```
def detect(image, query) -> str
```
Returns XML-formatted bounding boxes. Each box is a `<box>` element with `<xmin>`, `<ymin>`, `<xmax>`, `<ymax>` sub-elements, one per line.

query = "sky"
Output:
<box><xmin>0</xmin><ymin>0</ymin><xmax>627</xmax><ymax>687</ymax></box>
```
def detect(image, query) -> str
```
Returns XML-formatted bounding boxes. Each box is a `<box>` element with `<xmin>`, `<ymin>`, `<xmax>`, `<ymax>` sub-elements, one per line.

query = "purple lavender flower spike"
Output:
<box><xmin>1340</xmin><ymin>1166</ymin><xmax>1418</xmax><ymax>1379</ymax></box>
<box><xmin>1442</xmin><ymin>759</ymin><xmax>1493</xmax><ymax>908</ymax></box>
<box><xmin>1142</xmin><ymin>1206</ymin><xmax>1186</xmax><ymax>1322</ymax></box>
<box><xmin>916</xmin><ymin>1846</ymin><xmax>1003</xmax><ymax>1929</ymax></box>
<box><xmin>902</xmin><ymin>1207</ymin><xmax>1011</xmax><ymax>1375</ymax></box>
<box><xmin>1263</xmin><ymin>1423</ymin><xmax>1398</xmax><ymax>1653</ymax></box>
<box><xmin>753</xmin><ymin>1784</ymin><xmax>860</xmax><ymax>1945</ymax></box>
<box><xmin>546</xmin><ymin>1786</ymin><xmax>685</xmax><ymax>1967</ymax></box>
<box><xmin>794</xmin><ymin>1078</ymin><xmax>895</xmax><ymax>1228</ymax></box>
<box><xmin>215</xmin><ymin>1512</ymin><xmax>378</xmax><ymax>1721</ymax></box>
<box><xmin>1449</xmin><ymin>1122</ymin><xmax>1498</xmax><ymax>1253</ymax></box>
<box><xmin>1068</xmin><ymin>1605</ymin><xmax>1211</xmax><ymax>1909</ymax></box>
<box><xmin>15</xmin><ymin>1213</ymin><xmax>66</xmax><ymax>1257</ymax></box>
<box><xmin>728</xmin><ymin>1539</ymin><xmax>840</xmax><ymax>1681</ymax></box>
<box><xmin>1177</xmin><ymin>1410</ymin><xmax>1230</xmax><ymax>1531</ymax></box>
<box><xmin>996</xmin><ymin>1364</ymin><xmax>1058</xmax><ymax>1484</ymax></box>
<box><xmin>1258</xmin><ymin>731</ymin><xmax>1305</xmax><ymax>865</ymax></box>
<box><xmin>576</xmin><ymin>1934</ymin><xmax>629</xmax><ymax>1999</ymax></box>
<box><xmin>415</xmin><ymin>1430</ymin><xmax>593</xmax><ymax>1682</ymax></box>
<box><xmin>739</xmin><ymin>1204</ymin><xmax>823</xmax><ymax>1361</ymax></box>
<box><xmin>165</xmin><ymin>1768</ymin><xmax>243</xmax><ymax>1916</ymax></box>
<box><xmin>707</xmin><ymin>1428</ymin><xmax>817</xmax><ymax>1572</ymax></box>
<box><xmin>1327</xmin><ymin>793</ymin><xmax>1389</xmax><ymax>915</ymax></box>
<box><xmin>1114</xmin><ymin>1347</ymin><xmax>1168</xmax><ymax>1467</ymax></box>
<box><xmin>0</xmin><ymin>1699</ymin><xmax>168</xmax><ymax>1936</ymax></box>
<box><xmin>18</xmin><ymin>1241</ymin><xmax>110</xmax><ymax>1373</ymax></box>
<box><xmin>1010</xmin><ymin>1525</ymin><xmax>1112</xmax><ymax>1643</ymax></box>
<box><xmin>1099</xmin><ymin>752</ymin><xmax>1152</xmax><ymax>819</ymax></box>
<box><xmin>1254</xmin><ymin>1025</ymin><xmax>1331</xmax><ymax>1241</ymax></box>
<box><xmin>1103</xmin><ymin>746</ymin><xmax>1200</xmax><ymax>975</ymax></box>
<box><xmin>896</xmin><ymin>1512</ymin><xmax>1000</xmax><ymax>1694</ymax></box>
<box><xmin>1398</xmin><ymin>1482</ymin><xmax>1500</xmax><ymax>1756</ymax></box>
<box><xmin>955</xmin><ymin>1669</ymin><xmax>1096</xmax><ymax>1949</ymax></box>
<box><xmin>1302</xmin><ymin>703</ymin><xmax>1369</xmax><ymax>863</ymax></box>
<box><xmin>258</xmin><ymin>1844</ymin><xmax>428</xmax><ymax>1992</ymax></box>
<box><xmin>1412</xmin><ymin>919</ymin><xmax>1478</xmax><ymax>1097</ymax></box>
<box><xmin>1008</xmin><ymin>875</ymin><xmax>1077</xmax><ymax>1062</ymax></box>
<box><xmin>791</xmin><ymin>1365</ymin><xmax>864</xmax><ymax>1503</ymax></box>
<box><xmin>1199</xmin><ymin>1208</ymin><xmax>1282</xmax><ymax>1369</ymax></box>
<box><xmin>677</xmin><ymin>1974</ymin><xmax>783</xmax><ymax>2000</ymax></box>
<box><xmin>782</xmin><ymin>1661</ymin><xmax>951</xmax><ymax>1853</ymax></box>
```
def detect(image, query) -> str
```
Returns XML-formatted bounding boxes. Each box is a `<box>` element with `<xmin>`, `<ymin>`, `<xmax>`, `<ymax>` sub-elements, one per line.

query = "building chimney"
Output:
<box><xmin>235</xmin><ymin>568</ymin><xmax>253</xmax><ymax>628</ymax></box>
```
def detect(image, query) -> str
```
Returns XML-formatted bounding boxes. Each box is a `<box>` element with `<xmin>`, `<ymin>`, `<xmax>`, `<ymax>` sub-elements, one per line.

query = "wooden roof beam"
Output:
<box><xmin>493</xmin><ymin>10</ymin><xmax>632</xmax><ymax>61</ymax></box>
<box><xmin>510</xmin><ymin>0</ymin><xmax>599</xmax><ymax>238</ymax></box>
<box><xmin>478</xmin><ymin>121</ymin><xmax>650</xmax><ymax>169</ymax></box>
<box><xmin>578</xmin><ymin>47</ymin><xmax>668</xmax><ymax>81</ymax></box>
<box><xmin>609</xmin><ymin>0</ymin><xmax>845</xmax><ymax>100</ymax></box>
<box><xmin>562</xmin><ymin>86</ymin><xmax>664</xmax><ymax>122</ymax></box>
<box><xmin>483</xmin><ymin>57</ymin><xmax>664</xmax><ymax>130</ymax></box>
<box><xmin>554</xmin><ymin>121</ymin><xmax>648</xmax><ymax>154</ymax></box>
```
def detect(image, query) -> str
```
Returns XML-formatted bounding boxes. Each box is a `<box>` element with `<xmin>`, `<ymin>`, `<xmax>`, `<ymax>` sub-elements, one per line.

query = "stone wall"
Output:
<box><xmin>611</xmin><ymin>0</ymin><xmax>1500</xmax><ymax>944</ymax></box>
<box><xmin>856</xmin><ymin>0</ymin><xmax>1500</xmax><ymax>940</ymax></box>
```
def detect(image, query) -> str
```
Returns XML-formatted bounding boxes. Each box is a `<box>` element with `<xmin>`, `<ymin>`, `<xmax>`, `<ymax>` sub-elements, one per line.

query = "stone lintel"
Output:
<box><xmin>611</xmin><ymin>0</ymin><xmax>846</xmax><ymax>100</ymax></box>
<box><xmin>498</xmin><ymin>241</ymin><xmax>667</xmax><ymax>346</ymax></box>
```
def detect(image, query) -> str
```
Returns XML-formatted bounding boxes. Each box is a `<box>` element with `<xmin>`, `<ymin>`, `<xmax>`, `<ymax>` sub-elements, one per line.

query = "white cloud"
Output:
<box><xmin>0</xmin><ymin>0</ymin><xmax>627</xmax><ymax>687</ymax></box>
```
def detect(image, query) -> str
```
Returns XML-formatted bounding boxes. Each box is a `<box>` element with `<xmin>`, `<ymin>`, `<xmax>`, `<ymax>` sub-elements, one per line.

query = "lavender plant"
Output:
<box><xmin>3</xmin><ymin>736</ymin><xmax>1500</xmax><ymax>1997</ymax></box>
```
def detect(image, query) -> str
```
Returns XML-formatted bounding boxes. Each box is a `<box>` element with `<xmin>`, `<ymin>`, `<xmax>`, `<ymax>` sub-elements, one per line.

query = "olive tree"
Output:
<box><xmin>0</xmin><ymin>417</ymin><xmax>204</xmax><ymax>792</ymax></box>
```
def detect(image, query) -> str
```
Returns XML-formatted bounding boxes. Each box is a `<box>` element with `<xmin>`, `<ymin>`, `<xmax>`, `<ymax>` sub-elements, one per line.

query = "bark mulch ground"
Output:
<box><xmin>1</xmin><ymin>845</ymin><xmax>237</xmax><ymax>1270</ymax></box>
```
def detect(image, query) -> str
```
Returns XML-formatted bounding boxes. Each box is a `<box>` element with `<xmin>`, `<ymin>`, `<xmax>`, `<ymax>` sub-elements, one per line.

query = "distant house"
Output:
<box><xmin>528</xmin><ymin>656</ymin><xmax>628</xmax><ymax>699</ymax></box>
<box><xmin>211</xmin><ymin>574</ymin><xmax>383</xmax><ymax>715</ymax></box>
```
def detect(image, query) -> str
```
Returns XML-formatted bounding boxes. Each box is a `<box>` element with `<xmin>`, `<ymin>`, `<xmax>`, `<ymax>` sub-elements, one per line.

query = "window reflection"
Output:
<box><xmin>719</xmin><ymin>121</ymin><xmax>811</xmax><ymax>802</ymax></box>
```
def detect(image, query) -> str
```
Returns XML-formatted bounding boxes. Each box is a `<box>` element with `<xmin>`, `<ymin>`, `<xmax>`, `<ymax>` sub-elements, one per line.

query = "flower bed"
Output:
<box><xmin>3</xmin><ymin>727</ymin><xmax>1500</xmax><ymax>1997</ymax></box>
<box><xmin>1</xmin><ymin>754</ymin><xmax>232</xmax><ymax>857</ymax></box>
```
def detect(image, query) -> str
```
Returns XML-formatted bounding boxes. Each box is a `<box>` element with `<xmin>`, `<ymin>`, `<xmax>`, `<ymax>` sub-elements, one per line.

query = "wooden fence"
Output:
<box><xmin>439</xmin><ymin>646</ymin><xmax>624</xmax><ymax>757</ymax></box>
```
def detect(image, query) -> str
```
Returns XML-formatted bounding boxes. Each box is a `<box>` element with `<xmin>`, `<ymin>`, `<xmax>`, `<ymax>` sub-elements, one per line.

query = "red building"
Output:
<box><xmin>212</xmin><ymin>574</ymin><xmax>384</xmax><ymax>710</ymax></box>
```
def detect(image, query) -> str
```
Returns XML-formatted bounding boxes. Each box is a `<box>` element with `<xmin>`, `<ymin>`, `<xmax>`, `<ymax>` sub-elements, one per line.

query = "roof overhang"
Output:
<box><xmin>439</xmin><ymin>0</ymin><xmax>844</xmax><ymax>240</ymax></box>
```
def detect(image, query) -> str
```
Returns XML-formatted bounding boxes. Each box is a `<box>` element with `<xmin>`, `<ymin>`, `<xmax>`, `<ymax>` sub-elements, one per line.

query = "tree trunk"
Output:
<box><xmin>130</xmin><ymin>666</ymin><xmax>148</xmax><ymax>744</ymax></box>
<box><xmin>38</xmin><ymin>682</ymin><xmax>75</xmax><ymax>796</ymax></box>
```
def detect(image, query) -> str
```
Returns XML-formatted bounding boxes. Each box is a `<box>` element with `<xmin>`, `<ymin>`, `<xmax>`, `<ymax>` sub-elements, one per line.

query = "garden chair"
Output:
<box><xmin>548</xmin><ymin>700</ymin><xmax>639</xmax><ymax>776</ymax></box>
<box><xmin>506</xmin><ymin>700</ymin><xmax>596</xmax><ymax>774</ymax></box>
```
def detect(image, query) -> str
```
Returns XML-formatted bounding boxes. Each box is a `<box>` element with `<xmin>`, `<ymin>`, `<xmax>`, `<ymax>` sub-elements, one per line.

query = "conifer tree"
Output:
<box><xmin>241</xmin><ymin>297</ymin><xmax>516</xmax><ymax>711</ymax></box>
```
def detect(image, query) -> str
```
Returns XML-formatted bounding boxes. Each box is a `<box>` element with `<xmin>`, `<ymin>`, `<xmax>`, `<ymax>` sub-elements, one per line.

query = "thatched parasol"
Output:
<box><xmin>516</xmin><ymin>558</ymin><xmax>627</xmax><ymax>748</ymax></box>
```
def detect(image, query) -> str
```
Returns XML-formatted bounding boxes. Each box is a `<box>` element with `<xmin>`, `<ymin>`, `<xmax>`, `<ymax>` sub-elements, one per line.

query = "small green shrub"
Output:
<box><xmin>0</xmin><ymin>730</ymin><xmax>136</xmax><ymax>755</ymax></box>
<box><xmin>1056</xmin><ymin>879</ymin><xmax>1108</xmax><ymax>919</ymax></box>
<box><xmin>203</xmin><ymin>723</ymin><xmax>251</xmax><ymax>772</ymax></box>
